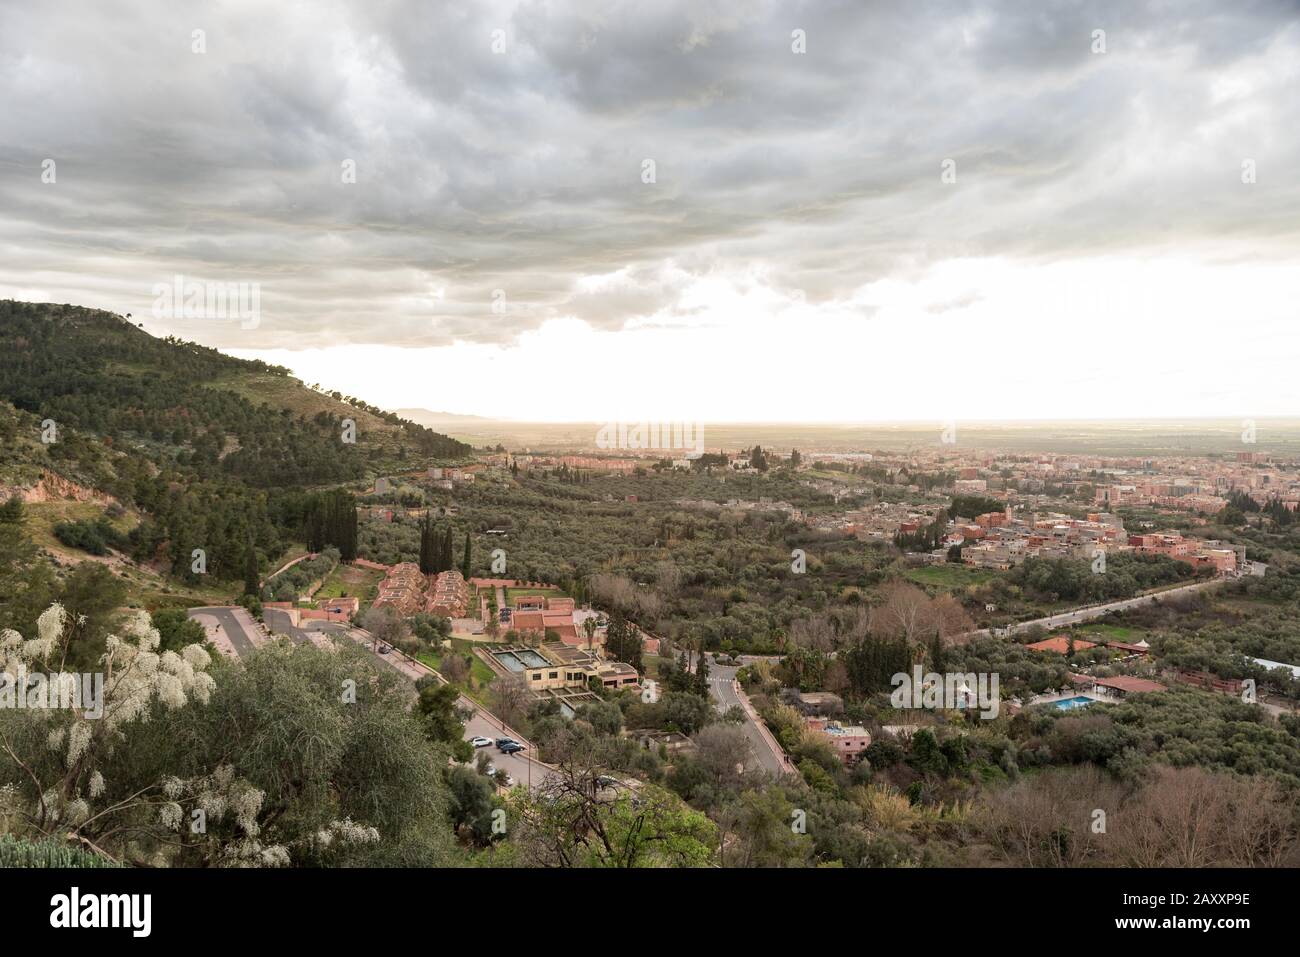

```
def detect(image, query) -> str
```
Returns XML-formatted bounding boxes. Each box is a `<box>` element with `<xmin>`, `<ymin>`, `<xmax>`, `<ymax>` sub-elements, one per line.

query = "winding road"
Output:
<box><xmin>706</xmin><ymin>659</ymin><xmax>789</xmax><ymax>776</ymax></box>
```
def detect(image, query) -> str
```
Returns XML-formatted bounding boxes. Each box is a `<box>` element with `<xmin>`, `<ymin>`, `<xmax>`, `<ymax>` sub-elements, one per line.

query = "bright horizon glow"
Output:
<box><xmin>222</xmin><ymin>253</ymin><xmax>1300</xmax><ymax>423</ymax></box>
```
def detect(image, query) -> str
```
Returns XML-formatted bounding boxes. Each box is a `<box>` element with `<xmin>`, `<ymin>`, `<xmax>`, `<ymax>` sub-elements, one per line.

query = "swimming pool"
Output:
<box><xmin>1053</xmin><ymin>696</ymin><xmax>1096</xmax><ymax>710</ymax></box>
<box><xmin>492</xmin><ymin>649</ymin><xmax>551</xmax><ymax>672</ymax></box>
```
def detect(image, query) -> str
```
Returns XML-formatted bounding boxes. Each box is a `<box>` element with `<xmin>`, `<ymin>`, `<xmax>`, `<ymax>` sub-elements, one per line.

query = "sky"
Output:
<box><xmin>1</xmin><ymin>0</ymin><xmax>1298</xmax><ymax>422</ymax></box>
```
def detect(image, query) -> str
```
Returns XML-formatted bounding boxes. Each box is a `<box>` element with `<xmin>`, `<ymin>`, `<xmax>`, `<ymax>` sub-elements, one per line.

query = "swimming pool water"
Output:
<box><xmin>1053</xmin><ymin>696</ymin><xmax>1096</xmax><ymax>710</ymax></box>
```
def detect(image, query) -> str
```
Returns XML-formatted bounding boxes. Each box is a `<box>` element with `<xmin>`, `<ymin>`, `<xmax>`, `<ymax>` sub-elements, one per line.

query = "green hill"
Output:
<box><xmin>0</xmin><ymin>299</ymin><xmax>470</xmax><ymax>591</ymax></box>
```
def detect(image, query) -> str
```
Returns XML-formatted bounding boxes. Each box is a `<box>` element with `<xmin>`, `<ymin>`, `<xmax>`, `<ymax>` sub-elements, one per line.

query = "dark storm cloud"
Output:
<box><xmin>0</xmin><ymin>0</ymin><xmax>1296</xmax><ymax>348</ymax></box>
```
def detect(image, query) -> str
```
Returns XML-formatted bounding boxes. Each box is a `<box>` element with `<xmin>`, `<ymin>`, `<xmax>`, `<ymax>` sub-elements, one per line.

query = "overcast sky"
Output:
<box><xmin>2</xmin><ymin>0</ymin><xmax>1298</xmax><ymax>421</ymax></box>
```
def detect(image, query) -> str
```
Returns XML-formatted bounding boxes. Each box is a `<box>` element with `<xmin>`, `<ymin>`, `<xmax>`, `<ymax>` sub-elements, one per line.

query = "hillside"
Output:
<box><xmin>0</xmin><ymin>299</ymin><xmax>471</xmax><ymax>594</ymax></box>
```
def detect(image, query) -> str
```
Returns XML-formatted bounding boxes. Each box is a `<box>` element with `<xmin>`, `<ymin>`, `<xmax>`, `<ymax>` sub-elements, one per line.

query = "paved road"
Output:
<box><xmin>188</xmin><ymin>606</ymin><xmax>262</xmax><ymax>658</ymax></box>
<box><xmin>187</xmin><ymin>607</ymin><xmax>553</xmax><ymax>792</ymax></box>
<box><xmin>461</xmin><ymin>704</ymin><xmax>555</xmax><ymax>790</ymax></box>
<box><xmin>967</xmin><ymin>577</ymin><xmax>1229</xmax><ymax>640</ymax></box>
<box><xmin>264</xmin><ymin>608</ymin><xmax>335</xmax><ymax>650</ymax></box>
<box><xmin>330</xmin><ymin>625</ymin><xmax>558</xmax><ymax>790</ymax></box>
<box><xmin>707</xmin><ymin>661</ymin><xmax>788</xmax><ymax>776</ymax></box>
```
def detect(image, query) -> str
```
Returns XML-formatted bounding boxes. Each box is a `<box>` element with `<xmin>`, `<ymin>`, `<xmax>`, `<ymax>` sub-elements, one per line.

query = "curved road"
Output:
<box><xmin>188</xmin><ymin>606</ymin><xmax>262</xmax><ymax>658</ymax></box>
<box><xmin>707</xmin><ymin>660</ymin><xmax>788</xmax><ymax>776</ymax></box>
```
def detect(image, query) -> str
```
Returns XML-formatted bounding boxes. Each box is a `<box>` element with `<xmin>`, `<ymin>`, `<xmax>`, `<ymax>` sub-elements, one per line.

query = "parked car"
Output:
<box><xmin>484</xmin><ymin>763</ymin><xmax>497</xmax><ymax>777</ymax></box>
<box><xmin>499</xmin><ymin>741</ymin><xmax>526</xmax><ymax>755</ymax></box>
<box><xmin>500</xmin><ymin>774</ymin><xmax>515</xmax><ymax>787</ymax></box>
<box><xmin>495</xmin><ymin>737</ymin><xmax>519</xmax><ymax>750</ymax></box>
<box><xmin>378</xmin><ymin>644</ymin><xmax>391</xmax><ymax>655</ymax></box>
<box><xmin>470</xmin><ymin>736</ymin><xmax>493</xmax><ymax>748</ymax></box>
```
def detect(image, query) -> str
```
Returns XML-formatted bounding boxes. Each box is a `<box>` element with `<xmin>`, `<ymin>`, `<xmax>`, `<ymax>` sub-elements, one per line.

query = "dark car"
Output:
<box><xmin>499</xmin><ymin>741</ymin><xmax>526</xmax><ymax>755</ymax></box>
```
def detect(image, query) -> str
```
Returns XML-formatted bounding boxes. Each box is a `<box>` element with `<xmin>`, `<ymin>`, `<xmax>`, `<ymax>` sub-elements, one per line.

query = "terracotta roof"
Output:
<box><xmin>1094</xmin><ymin>675</ymin><xmax>1167</xmax><ymax>694</ymax></box>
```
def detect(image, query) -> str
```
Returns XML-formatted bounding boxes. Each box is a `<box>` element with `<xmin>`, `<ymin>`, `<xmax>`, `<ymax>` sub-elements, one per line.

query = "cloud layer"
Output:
<box><xmin>1</xmin><ymin>0</ymin><xmax>1297</xmax><ymax>363</ymax></box>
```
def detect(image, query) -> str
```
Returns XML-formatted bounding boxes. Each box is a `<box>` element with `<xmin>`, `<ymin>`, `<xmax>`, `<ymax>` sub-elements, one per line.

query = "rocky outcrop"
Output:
<box><xmin>0</xmin><ymin>471</ymin><xmax>114</xmax><ymax>505</ymax></box>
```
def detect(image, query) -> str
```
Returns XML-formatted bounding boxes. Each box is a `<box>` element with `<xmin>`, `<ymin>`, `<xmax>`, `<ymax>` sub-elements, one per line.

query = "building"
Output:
<box><xmin>373</xmin><ymin>564</ymin><xmax>470</xmax><ymax>618</ymax></box>
<box><xmin>805</xmin><ymin>717</ymin><xmax>872</xmax><ymax>764</ymax></box>
<box><xmin>1092</xmin><ymin>675</ymin><xmax>1167</xmax><ymax>697</ymax></box>
<box><xmin>428</xmin><ymin>570</ymin><xmax>470</xmax><ymax>618</ymax></box>
<box><xmin>510</xmin><ymin>594</ymin><xmax>580</xmax><ymax>643</ymax></box>
<box><xmin>371</xmin><ymin>562</ymin><xmax>428</xmax><ymax>617</ymax></box>
<box><xmin>783</xmin><ymin>690</ymin><xmax>844</xmax><ymax>716</ymax></box>
<box><xmin>489</xmin><ymin>643</ymin><xmax>642</xmax><ymax>702</ymax></box>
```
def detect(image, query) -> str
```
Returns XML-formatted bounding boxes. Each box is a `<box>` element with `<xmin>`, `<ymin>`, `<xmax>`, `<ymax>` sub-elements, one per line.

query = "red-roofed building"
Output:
<box><xmin>1094</xmin><ymin>675</ymin><xmax>1167</xmax><ymax>696</ymax></box>
<box><xmin>510</xmin><ymin>595</ymin><xmax>579</xmax><ymax>643</ymax></box>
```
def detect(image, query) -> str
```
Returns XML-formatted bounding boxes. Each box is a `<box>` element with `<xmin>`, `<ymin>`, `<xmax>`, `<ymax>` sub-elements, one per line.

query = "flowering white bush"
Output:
<box><xmin>0</xmin><ymin>605</ymin><xmax>280</xmax><ymax>864</ymax></box>
<box><xmin>0</xmin><ymin>606</ymin><xmax>406</xmax><ymax>867</ymax></box>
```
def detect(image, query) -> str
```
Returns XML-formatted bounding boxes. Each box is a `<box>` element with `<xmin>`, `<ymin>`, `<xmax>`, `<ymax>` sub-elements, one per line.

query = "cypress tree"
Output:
<box><xmin>242</xmin><ymin>537</ymin><xmax>259</xmax><ymax>596</ymax></box>
<box><xmin>694</xmin><ymin>643</ymin><xmax>710</xmax><ymax>697</ymax></box>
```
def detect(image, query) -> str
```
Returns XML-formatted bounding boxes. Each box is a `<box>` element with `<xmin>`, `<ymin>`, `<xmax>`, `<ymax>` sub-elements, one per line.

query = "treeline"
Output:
<box><xmin>1008</xmin><ymin>552</ymin><xmax>1199</xmax><ymax>603</ymax></box>
<box><xmin>949</xmin><ymin>495</ymin><xmax>1005</xmax><ymax>519</ymax></box>
<box><xmin>53</xmin><ymin>516</ymin><xmax>128</xmax><ymax>556</ymax></box>
<box><xmin>418</xmin><ymin>515</ymin><xmax>456</xmax><ymax>574</ymax></box>
<box><xmin>306</xmin><ymin>490</ymin><xmax>358</xmax><ymax>561</ymax></box>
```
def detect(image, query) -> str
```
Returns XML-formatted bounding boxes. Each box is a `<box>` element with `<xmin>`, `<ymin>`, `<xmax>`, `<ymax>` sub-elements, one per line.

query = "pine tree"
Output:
<box><xmin>461</xmin><ymin>531</ymin><xmax>472</xmax><ymax>579</ymax></box>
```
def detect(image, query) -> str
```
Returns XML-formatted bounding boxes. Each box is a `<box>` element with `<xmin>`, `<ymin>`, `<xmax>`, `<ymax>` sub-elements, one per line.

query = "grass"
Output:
<box><xmin>904</xmin><ymin>564</ymin><xmax>998</xmax><ymax>590</ymax></box>
<box><xmin>316</xmin><ymin>563</ymin><xmax>383</xmax><ymax>602</ymax></box>
<box><xmin>22</xmin><ymin>503</ymin><xmax>233</xmax><ymax>608</ymax></box>
<box><xmin>642</xmin><ymin>654</ymin><xmax>670</xmax><ymax>678</ymax></box>
<box><xmin>417</xmin><ymin>638</ymin><xmax>497</xmax><ymax>689</ymax></box>
<box><xmin>1074</xmin><ymin>622</ymin><xmax>1150</xmax><ymax>642</ymax></box>
<box><xmin>23</xmin><ymin>501</ymin><xmax>137</xmax><ymax>553</ymax></box>
<box><xmin>505</xmin><ymin>586</ymin><xmax>569</xmax><ymax>602</ymax></box>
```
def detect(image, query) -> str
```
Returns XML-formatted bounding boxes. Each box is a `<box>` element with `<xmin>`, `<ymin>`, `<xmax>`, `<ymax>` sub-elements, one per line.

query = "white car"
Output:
<box><xmin>470</xmin><ymin>736</ymin><xmax>493</xmax><ymax>748</ymax></box>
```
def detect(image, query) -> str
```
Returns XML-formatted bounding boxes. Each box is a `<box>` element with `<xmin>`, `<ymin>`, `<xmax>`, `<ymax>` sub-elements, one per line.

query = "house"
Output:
<box><xmin>1104</xmin><ymin>639</ymin><xmax>1150</xmax><ymax>656</ymax></box>
<box><xmin>510</xmin><ymin>594</ymin><xmax>579</xmax><ymax>643</ymax></box>
<box><xmin>504</xmin><ymin>643</ymin><xmax>642</xmax><ymax>696</ymax></box>
<box><xmin>428</xmin><ymin>570</ymin><xmax>470</xmax><ymax>618</ymax></box>
<box><xmin>783</xmin><ymin>689</ymin><xmax>844</xmax><ymax>716</ymax></box>
<box><xmin>372</xmin><ymin>562</ymin><xmax>428</xmax><ymax>617</ymax></box>
<box><xmin>805</xmin><ymin>716</ymin><xmax>871</xmax><ymax>764</ymax></box>
<box><xmin>1093</xmin><ymin>675</ymin><xmax>1167</xmax><ymax>697</ymax></box>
